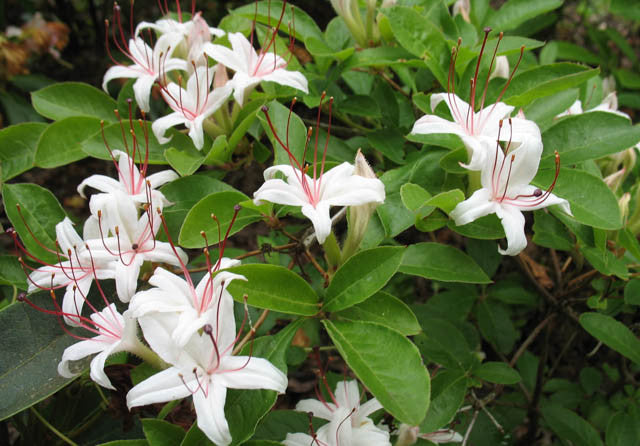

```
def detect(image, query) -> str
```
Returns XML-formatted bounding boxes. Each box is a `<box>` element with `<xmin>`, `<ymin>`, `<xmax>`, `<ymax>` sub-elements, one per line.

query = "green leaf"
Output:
<box><xmin>97</xmin><ymin>441</ymin><xmax>148</xmax><ymax>446</ymax></box>
<box><xmin>420</xmin><ymin>370</ymin><xmax>467</xmax><ymax>434</ymax></box>
<box><xmin>164</xmin><ymin>146</ymin><xmax>204</xmax><ymax>177</ymax></box>
<box><xmin>178</xmin><ymin>191</ymin><xmax>261</xmax><ymax>248</ymax></box>
<box><xmin>606</xmin><ymin>412</ymin><xmax>640</xmax><ymax>446</ymax></box>
<box><xmin>488</xmin><ymin>0</ymin><xmax>563</xmax><ymax>31</ymax></box>
<box><xmin>400</xmin><ymin>242</ymin><xmax>491</xmax><ymax>284</ymax></box>
<box><xmin>541</xmin><ymin>404</ymin><xmax>604</xmax><ymax>446</ymax></box>
<box><xmin>32</xmin><ymin>82</ymin><xmax>118</xmax><ymax>121</ymax></box>
<box><xmin>342</xmin><ymin>46</ymin><xmax>418</xmax><ymax>70</ymax></box>
<box><xmin>180</xmin><ymin>422</ymin><xmax>213</xmax><ymax>446</ymax></box>
<box><xmin>401</xmin><ymin>183</ymin><xmax>432</xmax><ymax>212</ymax></box>
<box><xmin>0</xmin><ymin>255</ymin><xmax>27</xmax><ymax>289</ymax></box>
<box><xmin>415</xmin><ymin>317</ymin><xmax>474</xmax><ymax>371</ymax></box>
<box><xmin>323</xmin><ymin>320</ymin><xmax>430</xmax><ymax>425</ymax></box>
<box><xmin>82</xmin><ymin>121</ymin><xmax>174</xmax><ymax>164</ymax></box>
<box><xmin>542</xmin><ymin>112</ymin><xmax>640</xmax><ymax>165</ymax></box>
<box><xmin>503</xmin><ymin>64</ymin><xmax>599</xmax><ymax>107</ymax></box>
<box><xmin>226</xmin><ymin>264</ymin><xmax>319</xmax><ymax>315</ymax></box>
<box><xmin>615</xmin><ymin>69</ymin><xmax>640</xmax><ymax>90</ymax></box>
<box><xmin>3</xmin><ymin>183</ymin><xmax>66</xmax><ymax>264</ymax></box>
<box><xmin>624</xmin><ymin>279</ymin><xmax>640</xmax><ymax>306</ymax></box>
<box><xmin>476</xmin><ymin>300</ymin><xmax>517</xmax><ymax>354</ymax></box>
<box><xmin>226</xmin><ymin>320</ymin><xmax>302</xmax><ymax>445</ymax></box>
<box><xmin>376</xmin><ymin>193</ymin><xmax>416</xmax><ymax>237</ymax></box>
<box><xmin>141</xmin><ymin>419</ymin><xmax>186</xmax><ymax>446</ymax></box>
<box><xmin>160</xmin><ymin>174</ymin><xmax>233</xmax><ymax>240</ymax></box>
<box><xmin>0</xmin><ymin>293</ymin><xmax>76</xmax><ymax>421</ymax></box>
<box><xmin>0</xmin><ymin>123</ymin><xmax>46</xmax><ymax>181</ymax></box>
<box><xmin>334</xmin><ymin>291</ymin><xmax>421</xmax><ymax>336</ymax></box>
<box><xmin>367</xmin><ymin>129</ymin><xmax>406</xmax><ymax>164</ymax></box>
<box><xmin>305</xmin><ymin>36</ymin><xmax>355</xmax><ymax>61</ymax></box>
<box><xmin>324</xmin><ymin>246</ymin><xmax>404</xmax><ymax>312</ymax></box>
<box><xmin>474</xmin><ymin>361</ymin><xmax>521</xmax><ymax>384</ymax></box>
<box><xmin>448</xmin><ymin>214</ymin><xmax>505</xmax><ymax>240</ymax></box>
<box><xmin>424</xmin><ymin>189</ymin><xmax>465</xmax><ymax>214</ymax></box>
<box><xmin>579</xmin><ymin>313</ymin><xmax>640</xmax><ymax>366</ymax></box>
<box><xmin>532</xmin><ymin>210</ymin><xmax>574</xmax><ymax>251</ymax></box>
<box><xmin>533</xmin><ymin>167</ymin><xmax>622</xmax><ymax>230</ymax></box>
<box><xmin>257</xmin><ymin>99</ymin><xmax>307</xmax><ymax>166</ymax></box>
<box><xmin>203</xmin><ymin>135</ymin><xmax>231</xmax><ymax>166</ymax></box>
<box><xmin>35</xmin><ymin>116</ymin><xmax>98</xmax><ymax>167</ymax></box>
<box><xmin>232</xmin><ymin>1</ymin><xmax>324</xmax><ymax>43</ymax></box>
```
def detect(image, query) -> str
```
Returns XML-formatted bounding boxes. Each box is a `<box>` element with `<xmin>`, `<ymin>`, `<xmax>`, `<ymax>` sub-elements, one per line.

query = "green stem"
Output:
<box><xmin>467</xmin><ymin>170</ymin><xmax>482</xmax><ymax>195</ymax></box>
<box><xmin>30</xmin><ymin>407</ymin><xmax>78</xmax><ymax>446</ymax></box>
<box><xmin>203</xmin><ymin>117</ymin><xmax>225</xmax><ymax>139</ymax></box>
<box><xmin>130</xmin><ymin>340</ymin><xmax>168</xmax><ymax>370</ymax></box>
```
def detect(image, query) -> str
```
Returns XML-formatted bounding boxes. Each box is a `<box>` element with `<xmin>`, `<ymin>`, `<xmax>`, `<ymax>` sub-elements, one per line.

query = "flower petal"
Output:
<box><xmin>193</xmin><ymin>381</ymin><xmax>232</xmax><ymax>446</ymax></box>
<box><xmin>217</xmin><ymin>356</ymin><xmax>288</xmax><ymax>392</ymax></box>
<box><xmin>301</xmin><ymin>202</ymin><xmax>332</xmax><ymax>244</ymax></box>
<box><xmin>449</xmin><ymin>189</ymin><xmax>496</xmax><ymax>226</ymax></box>
<box><xmin>126</xmin><ymin>367</ymin><xmax>192</xmax><ymax>408</ymax></box>
<box><xmin>495</xmin><ymin>204</ymin><xmax>527</xmax><ymax>256</ymax></box>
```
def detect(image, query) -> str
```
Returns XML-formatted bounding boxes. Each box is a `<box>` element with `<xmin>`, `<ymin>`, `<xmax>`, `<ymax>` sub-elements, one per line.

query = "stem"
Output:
<box><xmin>130</xmin><ymin>340</ymin><xmax>168</xmax><ymax>370</ymax></box>
<box><xmin>233</xmin><ymin>309</ymin><xmax>270</xmax><ymax>355</ymax></box>
<box><xmin>30</xmin><ymin>407</ymin><xmax>78</xmax><ymax>446</ymax></box>
<box><xmin>467</xmin><ymin>170</ymin><xmax>482</xmax><ymax>194</ymax></box>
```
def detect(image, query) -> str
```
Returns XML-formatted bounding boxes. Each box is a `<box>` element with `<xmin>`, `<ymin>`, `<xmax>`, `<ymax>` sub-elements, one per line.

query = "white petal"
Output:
<box><xmin>146</xmin><ymin>170</ymin><xmax>179</xmax><ymax>189</ymax></box>
<box><xmin>216</xmin><ymin>356</ymin><xmax>288</xmax><ymax>392</ymax></box>
<box><xmin>193</xmin><ymin>381</ymin><xmax>232</xmax><ymax>446</ymax></box>
<box><xmin>58</xmin><ymin>339</ymin><xmax>105</xmax><ymax>378</ymax></box>
<box><xmin>335</xmin><ymin>380</ymin><xmax>360</xmax><ymax>412</ymax></box>
<box><xmin>449</xmin><ymin>189</ymin><xmax>496</xmax><ymax>226</ymax></box>
<box><xmin>203</xmin><ymin>42</ymin><xmax>248</xmax><ymax>74</ymax></box>
<box><xmin>126</xmin><ymin>367</ymin><xmax>192</xmax><ymax>408</ymax></box>
<box><xmin>358</xmin><ymin>397</ymin><xmax>383</xmax><ymax>418</ymax></box>
<box><xmin>102</xmin><ymin>65</ymin><xmax>144</xmax><ymax>92</ymax></box>
<box><xmin>89</xmin><ymin>346</ymin><xmax>118</xmax><ymax>389</ymax></box>
<box><xmin>77</xmin><ymin>175</ymin><xmax>122</xmax><ymax>198</ymax></box>
<box><xmin>61</xmin><ymin>276</ymin><xmax>93</xmax><ymax>326</ymax></box>
<box><xmin>495</xmin><ymin>205</ymin><xmax>527</xmax><ymax>256</ymax></box>
<box><xmin>411</xmin><ymin>114</ymin><xmax>467</xmax><ymax>138</ymax></box>
<box><xmin>253</xmin><ymin>178</ymin><xmax>309</xmax><ymax>207</ymax></box>
<box><xmin>152</xmin><ymin>112</ymin><xmax>186</xmax><ymax>144</ymax></box>
<box><xmin>295</xmin><ymin>398</ymin><xmax>335</xmax><ymax>420</ymax></box>
<box><xmin>261</xmin><ymin>68</ymin><xmax>309</xmax><ymax>94</ymax></box>
<box><xmin>283</xmin><ymin>433</ymin><xmax>316</xmax><ymax>446</ymax></box>
<box><xmin>301</xmin><ymin>202</ymin><xmax>332</xmax><ymax>244</ymax></box>
<box><xmin>132</xmin><ymin>74</ymin><xmax>157</xmax><ymax>112</ymax></box>
<box><xmin>115</xmin><ymin>256</ymin><xmax>143</xmax><ymax>302</ymax></box>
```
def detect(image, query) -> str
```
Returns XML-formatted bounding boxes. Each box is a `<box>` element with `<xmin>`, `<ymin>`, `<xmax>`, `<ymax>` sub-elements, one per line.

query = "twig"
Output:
<box><xmin>232</xmin><ymin>309</ymin><xmax>270</xmax><ymax>355</ymax></box>
<box><xmin>509</xmin><ymin>314</ymin><xmax>556</xmax><ymax>367</ymax></box>
<box><xmin>550</xmin><ymin>249</ymin><xmax>563</xmax><ymax>290</ymax></box>
<box><xmin>461</xmin><ymin>410</ymin><xmax>479</xmax><ymax>446</ymax></box>
<box><xmin>471</xmin><ymin>391</ymin><xmax>504</xmax><ymax>435</ymax></box>
<box><xmin>304</xmin><ymin>249</ymin><xmax>329</xmax><ymax>284</ymax></box>
<box><xmin>30</xmin><ymin>406</ymin><xmax>77</xmax><ymax>446</ymax></box>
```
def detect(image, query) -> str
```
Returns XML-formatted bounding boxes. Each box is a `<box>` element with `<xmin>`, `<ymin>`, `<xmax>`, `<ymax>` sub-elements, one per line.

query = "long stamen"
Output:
<box><xmin>478</xmin><ymin>31</ymin><xmax>504</xmax><ymax>125</ymax></box>
<box><xmin>499</xmin><ymin>154</ymin><xmax>515</xmax><ymax>202</ymax></box>
<box><xmin>469</xmin><ymin>28</ymin><xmax>492</xmax><ymax>133</ymax></box>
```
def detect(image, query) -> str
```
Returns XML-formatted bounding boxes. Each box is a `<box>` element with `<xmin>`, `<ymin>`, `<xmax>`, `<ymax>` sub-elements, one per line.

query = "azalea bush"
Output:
<box><xmin>2</xmin><ymin>0</ymin><xmax>640</xmax><ymax>445</ymax></box>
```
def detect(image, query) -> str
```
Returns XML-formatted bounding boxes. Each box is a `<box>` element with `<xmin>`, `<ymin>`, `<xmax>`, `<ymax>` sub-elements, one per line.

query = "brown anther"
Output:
<box><xmin>131</xmin><ymin>243</ymin><xmax>139</xmax><ymax>250</ymax></box>
<box><xmin>533</xmin><ymin>189</ymin><xmax>543</xmax><ymax>197</ymax></box>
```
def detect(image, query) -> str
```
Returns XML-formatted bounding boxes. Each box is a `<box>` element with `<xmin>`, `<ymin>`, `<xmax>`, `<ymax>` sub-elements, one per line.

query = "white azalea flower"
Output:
<box><xmin>411</xmin><ymin>31</ymin><xmax>539</xmax><ymax>171</ymax></box>
<box><xmin>152</xmin><ymin>65</ymin><xmax>233</xmax><ymax>149</ymax></box>
<box><xmin>135</xmin><ymin>12</ymin><xmax>224</xmax><ymax>41</ymax></box>
<box><xmin>103</xmin><ymin>33</ymin><xmax>187</xmax><ymax>112</ymax></box>
<box><xmin>284</xmin><ymin>379</ymin><xmax>390</xmax><ymax>446</ymax></box>
<box><xmin>557</xmin><ymin>91</ymin><xmax>631</xmax><ymax>120</ymax></box>
<box><xmin>78</xmin><ymin>150</ymin><xmax>178</xmax><ymax>208</ymax></box>
<box><xmin>129</xmin><ymin>258</ymin><xmax>245</xmax><ymax>347</ymax></box>
<box><xmin>204</xmin><ymin>32</ymin><xmax>308</xmax><ymax>105</ymax></box>
<box><xmin>127</xmin><ymin>295</ymin><xmax>287</xmax><ymax>445</ymax></box>
<box><xmin>86</xmin><ymin>192</ymin><xmax>187</xmax><ymax>301</ymax></box>
<box><xmin>395</xmin><ymin>424</ymin><xmax>463</xmax><ymax>445</ymax></box>
<box><xmin>57</xmin><ymin>305</ymin><xmax>142</xmax><ymax>390</ymax></box>
<box><xmin>254</xmin><ymin>101</ymin><xmax>385</xmax><ymax>244</ymax></box>
<box><xmin>450</xmin><ymin>127</ymin><xmax>571</xmax><ymax>256</ymax></box>
<box><xmin>21</xmin><ymin>217</ymin><xmax>117</xmax><ymax>326</ymax></box>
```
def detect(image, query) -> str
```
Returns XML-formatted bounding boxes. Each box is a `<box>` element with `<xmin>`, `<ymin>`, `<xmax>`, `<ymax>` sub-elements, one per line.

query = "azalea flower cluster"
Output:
<box><xmin>10</xmin><ymin>118</ymin><xmax>291</xmax><ymax>445</ymax></box>
<box><xmin>103</xmin><ymin>0</ymin><xmax>308</xmax><ymax>149</ymax></box>
<box><xmin>411</xmin><ymin>29</ymin><xmax>572</xmax><ymax>255</ymax></box>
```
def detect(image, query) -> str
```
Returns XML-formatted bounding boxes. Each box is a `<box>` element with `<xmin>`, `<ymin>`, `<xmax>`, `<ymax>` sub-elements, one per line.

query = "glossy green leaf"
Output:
<box><xmin>142</xmin><ymin>419</ymin><xmax>186</xmax><ymax>446</ymax></box>
<box><xmin>488</xmin><ymin>0</ymin><xmax>563</xmax><ymax>31</ymax></box>
<box><xmin>324</xmin><ymin>247</ymin><xmax>404</xmax><ymax>312</ymax></box>
<box><xmin>252</xmin><ymin>410</ymin><xmax>326</xmax><ymax>443</ymax></box>
<box><xmin>160</xmin><ymin>174</ymin><xmax>233</xmax><ymax>239</ymax></box>
<box><xmin>541</xmin><ymin>405</ymin><xmax>603</xmax><ymax>446</ymax></box>
<box><xmin>533</xmin><ymin>167</ymin><xmax>622</xmax><ymax>230</ymax></box>
<box><xmin>334</xmin><ymin>291</ymin><xmax>420</xmax><ymax>336</ymax></box>
<box><xmin>178</xmin><ymin>191</ymin><xmax>261</xmax><ymax>248</ymax></box>
<box><xmin>257</xmin><ymin>99</ymin><xmax>306</xmax><ymax>166</ymax></box>
<box><xmin>415</xmin><ymin>317</ymin><xmax>474</xmax><ymax>371</ymax></box>
<box><xmin>226</xmin><ymin>264</ymin><xmax>319</xmax><ymax>315</ymax></box>
<box><xmin>532</xmin><ymin>210</ymin><xmax>574</xmax><ymax>251</ymax></box>
<box><xmin>35</xmin><ymin>116</ymin><xmax>98</xmax><ymax>167</ymax></box>
<box><xmin>474</xmin><ymin>361</ymin><xmax>521</xmax><ymax>384</ymax></box>
<box><xmin>203</xmin><ymin>135</ymin><xmax>231</xmax><ymax>166</ymax></box>
<box><xmin>401</xmin><ymin>183</ymin><xmax>432</xmax><ymax>212</ymax></box>
<box><xmin>424</xmin><ymin>189</ymin><xmax>465</xmax><ymax>214</ymax></box>
<box><xmin>0</xmin><ymin>293</ymin><xmax>75</xmax><ymax>421</ymax></box>
<box><xmin>180</xmin><ymin>422</ymin><xmax>213</xmax><ymax>446</ymax></box>
<box><xmin>232</xmin><ymin>1</ymin><xmax>324</xmax><ymax>43</ymax></box>
<box><xmin>376</xmin><ymin>193</ymin><xmax>416</xmax><ymax>237</ymax></box>
<box><xmin>420</xmin><ymin>370</ymin><xmax>467</xmax><ymax>434</ymax></box>
<box><xmin>542</xmin><ymin>112</ymin><xmax>640</xmax><ymax>165</ymax></box>
<box><xmin>367</xmin><ymin>129</ymin><xmax>405</xmax><ymax>164</ymax></box>
<box><xmin>0</xmin><ymin>255</ymin><xmax>27</xmax><ymax>289</ymax></box>
<box><xmin>448</xmin><ymin>214</ymin><xmax>505</xmax><ymax>240</ymax></box>
<box><xmin>226</xmin><ymin>320</ymin><xmax>302</xmax><ymax>445</ymax></box>
<box><xmin>82</xmin><ymin>121</ymin><xmax>175</xmax><ymax>164</ymax></box>
<box><xmin>400</xmin><ymin>242</ymin><xmax>491</xmax><ymax>284</ymax></box>
<box><xmin>579</xmin><ymin>313</ymin><xmax>640</xmax><ymax>366</ymax></box>
<box><xmin>606</xmin><ymin>412</ymin><xmax>640</xmax><ymax>446</ymax></box>
<box><xmin>0</xmin><ymin>123</ymin><xmax>46</xmax><ymax>181</ymax></box>
<box><xmin>624</xmin><ymin>279</ymin><xmax>640</xmax><ymax>306</ymax></box>
<box><xmin>477</xmin><ymin>300</ymin><xmax>517</xmax><ymax>354</ymax></box>
<box><xmin>32</xmin><ymin>82</ymin><xmax>117</xmax><ymax>121</ymax></box>
<box><xmin>323</xmin><ymin>320</ymin><xmax>430</xmax><ymax>425</ymax></box>
<box><xmin>164</xmin><ymin>145</ymin><xmax>204</xmax><ymax>177</ymax></box>
<box><xmin>342</xmin><ymin>46</ymin><xmax>417</xmax><ymax>70</ymax></box>
<box><xmin>305</xmin><ymin>36</ymin><xmax>354</xmax><ymax>61</ymax></box>
<box><xmin>503</xmin><ymin>64</ymin><xmax>599</xmax><ymax>107</ymax></box>
<box><xmin>3</xmin><ymin>183</ymin><xmax>66</xmax><ymax>264</ymax></box>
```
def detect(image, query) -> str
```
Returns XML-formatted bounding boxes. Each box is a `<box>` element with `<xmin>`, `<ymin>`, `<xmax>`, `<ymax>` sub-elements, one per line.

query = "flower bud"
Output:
<box><xmin>395</xmin><ymin>424</ymin><xmax>419</xmax><ymax>446</ymax></box>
